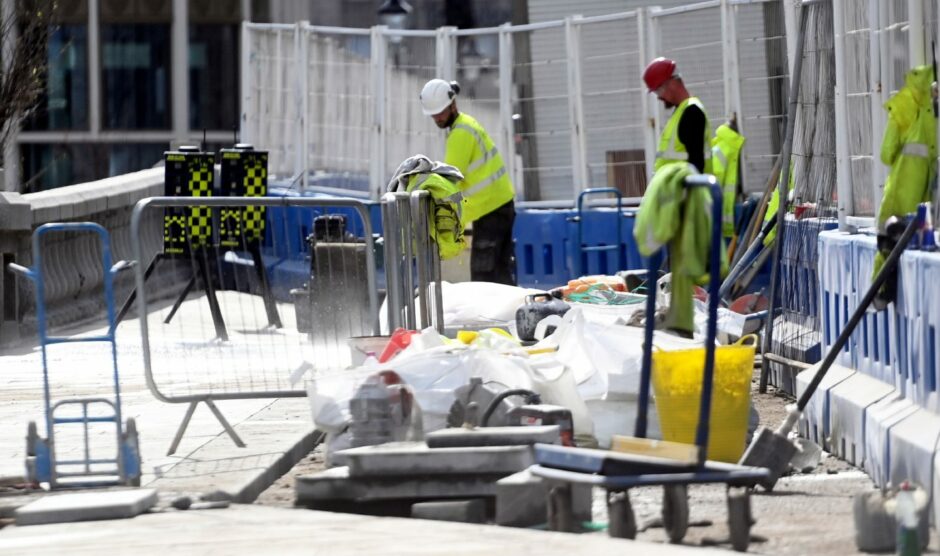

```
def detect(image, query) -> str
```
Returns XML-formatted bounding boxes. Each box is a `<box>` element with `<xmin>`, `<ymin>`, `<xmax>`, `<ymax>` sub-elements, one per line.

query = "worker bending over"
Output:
<box><xmin>420</xmin><ymin>79</ymin><xmax>517</xmax><ymax>285</ymax></box>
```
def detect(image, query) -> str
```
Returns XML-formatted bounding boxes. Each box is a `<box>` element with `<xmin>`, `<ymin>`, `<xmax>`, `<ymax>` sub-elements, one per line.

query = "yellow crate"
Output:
<box><xmin>651</xmin><ymin>335</ymin><xmax>756</xmax><ymax>463</ymax></box>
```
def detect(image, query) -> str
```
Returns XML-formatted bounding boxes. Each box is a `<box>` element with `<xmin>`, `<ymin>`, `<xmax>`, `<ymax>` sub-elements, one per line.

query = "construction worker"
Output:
<box><xmin>643</xmin><ymin>57</ymin><xmax>711</xmax><ymax>174</ymax></box>
<box><xmin>419</xmin><ymin>78</ymin><xmax>517</xmax><ymax>285</ymax></box>
<box><xmin>872</xmin><ymin>64</ymin><xmax>937</xmax><ymax>307</ymax></box>
<box><xmin>637</xmin><ymin>58</ymin><xmax>723</xmax><ymax>337</ymax></box>
<box><xmin>711</xmin><ymin>117</ymin><xmax>746</xmax><ymax>239</ymax></box>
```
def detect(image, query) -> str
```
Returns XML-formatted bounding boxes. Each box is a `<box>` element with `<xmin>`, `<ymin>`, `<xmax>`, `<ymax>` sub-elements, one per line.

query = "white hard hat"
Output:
<box><xmin>420</xmin><ymin>79</ymin><xmax>459</xmax><ymax>116</ymax></box>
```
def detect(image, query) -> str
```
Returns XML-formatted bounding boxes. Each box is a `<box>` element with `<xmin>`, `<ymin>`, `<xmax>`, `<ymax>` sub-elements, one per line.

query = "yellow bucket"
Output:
<box><xmin>651</xmin><ymin>335</ymin><xmax>756</xmax><ymax>463</ymax></box>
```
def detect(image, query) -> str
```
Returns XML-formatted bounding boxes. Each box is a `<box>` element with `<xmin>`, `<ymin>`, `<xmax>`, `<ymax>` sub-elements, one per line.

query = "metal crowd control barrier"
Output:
<box><xmin>129</xmin><ymin>196</ymin><xmax>379</xmax><ymax>454</ymax></box>
<box><xmin>381</xmin><ymin>190</ymin><xmax>444</xmax><ymax>333</ymax></box>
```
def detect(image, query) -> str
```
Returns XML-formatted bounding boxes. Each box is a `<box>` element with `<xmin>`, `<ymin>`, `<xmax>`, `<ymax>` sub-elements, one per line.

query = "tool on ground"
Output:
<box><xmin>9</xmin><ymin>223</ymin><xmax>142</xmax><ymax>488</ymax></box>
<box><xmin>740</xmin><ymin>206</ymin><xmax>924</xmax><ymax>490</ymax></box>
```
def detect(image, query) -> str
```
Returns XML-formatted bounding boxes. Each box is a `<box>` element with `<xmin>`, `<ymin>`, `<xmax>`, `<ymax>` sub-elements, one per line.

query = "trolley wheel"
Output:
<box><xmin>662</xmin><ymin>484</ymin><xmax>689</xmax><ymax>544</ymax></box>
<box><xmin>26</xmin><ymin>421</ymin><xmax>38</xmax><ymax>457</ymax></box>
<box><xmin>547</xmin><ymin>484</ymin><xmax>576</xmax><ymax>533</ymax></box>
<box><xmin>124</xmin><ymin>418</ymin><xmax>141</xmax><ymax>487</ymax></box>
<box><xmin>727</xmin><ymin>488</ymin><xmax>752</xmax><ymax>552</ymax></box>
<box><xmin>606</xmin><ymin>490</ymin><xmax>637</xmax><ymax>539</ymax></box>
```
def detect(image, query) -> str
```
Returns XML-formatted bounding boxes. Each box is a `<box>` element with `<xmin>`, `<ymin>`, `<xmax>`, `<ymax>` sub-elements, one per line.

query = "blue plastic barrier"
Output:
<box><xmin>818</xmin><ymin>229</ymin><xmax>858</xmax><ymax>369</ymax></box>
<box><xmin>513</xmin><ymin>207</ymin><xmax>651</xmax><ymax>289</ymax></box>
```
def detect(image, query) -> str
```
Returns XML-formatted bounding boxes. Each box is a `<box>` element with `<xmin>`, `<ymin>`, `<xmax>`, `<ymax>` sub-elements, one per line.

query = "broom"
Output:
<box><xmin>739</xmin><ymin>209</ymin><xmax>922</xmax><ymax>490</ymax></box>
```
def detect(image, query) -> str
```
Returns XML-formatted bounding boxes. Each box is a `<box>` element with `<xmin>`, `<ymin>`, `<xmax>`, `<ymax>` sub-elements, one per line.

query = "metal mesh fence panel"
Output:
<box><xmin>512</xmin><ymin>23</ymin><xmax>573</xmax><ymax>201</ymax></box>
<box><xmin>735</xmin><ymin>0</ymin><xmax>789</xmax><ymax>192</ymax></box>
<box><xmin>577</xmin><ymin>14</ymin><xmax>646</xmax><ymax>195</ymax></box>
<box><xmin>384</xmin><ymin>33</ymin><xmax>441</xmax><ymax>174</ymax></box>
<box><xmin>244</xmin><ymin>25</ymin><xmax>297</xmax><ymax>180</ymax></box>
<box><xmin>304</xmin><ymin>29</ymin><xmax>372</xmax><ymax>192</ymax></box>
<box><xmin>844</xmin><ymin>0</ymin><xmax>875</xmax><ymax>217</ymax></box>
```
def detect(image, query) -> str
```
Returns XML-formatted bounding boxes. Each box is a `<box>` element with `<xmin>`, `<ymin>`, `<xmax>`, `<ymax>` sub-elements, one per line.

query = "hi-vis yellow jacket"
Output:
<box><xmin>445</xmin><ymin>113</ymin><xmax>515</xmax><ymax>224</ymax></box>
<box><xmin>655</xmin><ymin>97</ymin><xmax>712</xmax><ymax>174</ymax></box>
<box><xmin>711</xmin><ymin>124</ymin><xmax>746</xmax><ymax>238</ymax></box>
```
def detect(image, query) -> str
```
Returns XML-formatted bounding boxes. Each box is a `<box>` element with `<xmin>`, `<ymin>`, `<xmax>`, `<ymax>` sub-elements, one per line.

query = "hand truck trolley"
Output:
<box><xmin>9</xmin><ymin>223</ymin><xmax>142</xmax><ymax>488</ymax></box>
<box><xmin>530</xmin><ymin>175</ymin><xmax>769</xmax><ymax>551</ymax></box>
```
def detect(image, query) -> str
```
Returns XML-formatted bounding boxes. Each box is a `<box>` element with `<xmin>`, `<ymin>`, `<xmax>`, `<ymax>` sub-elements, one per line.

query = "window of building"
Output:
<box><xmin>189</xmin><ymin>24</ymin><xmax>239</xmax><ymax>131</ymax></box>
<box><xmin>101</xmin><ymin>24</ymin><xmax>172</xmax><ymax>129</ymax></box>
<box><xmin>23</xmin><ymin>25</ymin><xmax>89</xmax><ymax>131</ymax></box>
<box><xmin>21</xmin><ymin>142</ymin><xmax>166</xmax><ymax>191</ymax></box>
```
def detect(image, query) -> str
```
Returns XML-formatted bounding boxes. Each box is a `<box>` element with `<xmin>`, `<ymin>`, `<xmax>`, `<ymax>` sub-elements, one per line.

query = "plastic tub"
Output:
<box><xmin>651</xmin><ymin>335</ymin><xmax>757</xmax><ymax>463</ymax></box>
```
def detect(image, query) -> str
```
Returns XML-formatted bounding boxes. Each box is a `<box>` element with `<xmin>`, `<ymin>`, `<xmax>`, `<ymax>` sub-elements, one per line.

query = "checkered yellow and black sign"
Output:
<box><xmin>163</xmin><ymin>150</ymin><xmax>215</xmax><ymax>256</ymax></box>
<box><xmin>219</xmin><ymin>148</ymin><xmax>268</xmax><ymax>248</ymax></box>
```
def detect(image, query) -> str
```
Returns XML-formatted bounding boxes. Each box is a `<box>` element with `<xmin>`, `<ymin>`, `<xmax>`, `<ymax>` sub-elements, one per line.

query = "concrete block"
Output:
<box><xmin>854</xmin><ymin>487</ymin><xmax>930</xmax><ymax>553</ymax></box>
<box><xmin>888</xmin><ymin>409</ymin><xmax>940</xmax><ymax>513</ymax></box>
<box><xmin>425</xmin><ymin>426</ymin><xmax>560</xmax><ymax>448</ymax></box>
<box><xmin>15</xmin><ymin>489</ymin><xmax>158</xmax><ymax>526</ymax></box>
<box><xmin>864</xmin><ymin>395</ymin><xmax>919</xmax><ymax>488</ymax></box>
<box><xmin>828</xmin><ymin>372</ymin><xmax>896</xmax><ymax>466</ymax></box>
<box><xmin>336</xmin><ymin>442</ymin><xmax>534</xmax><ymax>478</ymax></box>
<box><xmin>0</xmin><ymin>192</ymin><xmax>32</xmax><ymax>231</ymax></box>
<box><xmin>295</xmin><ymin>466</ymin><xmax>502</xmax><ymax>505</ymax></box>
<box><xmin>411</xmin><ymin>499</ymin><xmax>488</xmax><ymax>524</ymax></box>
<box><xmin>795</xmin><ymin>364</ymin><xmax>855</xmax><ymax>451</ymax></box>
<box><xmin>495</xmin><ymin>469</ymin><xmax>592</xmax><ymax>528</ymax></box>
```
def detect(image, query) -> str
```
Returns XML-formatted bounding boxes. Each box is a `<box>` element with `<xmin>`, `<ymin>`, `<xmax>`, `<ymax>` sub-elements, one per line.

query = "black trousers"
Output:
<box><xmin>470</xmin><ymin>199</ymin><xmax>516</xmax><ymax>285</ymax></box>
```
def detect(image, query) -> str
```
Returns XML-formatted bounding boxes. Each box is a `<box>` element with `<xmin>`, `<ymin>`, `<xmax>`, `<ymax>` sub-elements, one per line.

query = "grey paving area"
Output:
<box><xmin>0</xmin><ymin>294</ymin><xmax>319</xmax><ymax>501</ymax></box>
<box><xmin>0</xmin><ymin>503</ymin><xmax>729</xmax><ymax>555</ymax></box>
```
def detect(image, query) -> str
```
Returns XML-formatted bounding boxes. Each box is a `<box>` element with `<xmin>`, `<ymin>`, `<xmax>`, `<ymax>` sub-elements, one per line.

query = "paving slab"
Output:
<box><xmin>0</xmin><ymin>503</ymin><xmax>725</xmax><ymax>555</ymax></box>
<box><xmin>296</xmin><ymin>466</ymin><xmax>506</xmax><ymax>503</ymax></box>
<box><xmin>338</xmin><ymin>442</ymin><xmax>534</xmax><ymax>477</ymax></box>
<box><xmin>14</xmin><ymin>488</ymin><xmax>157</xmax><ymax>526</ymax></box>
<box><xmin>425</xmin><ymin>425</ymin><xmax>560</xmax><ymax>448</ymax></box>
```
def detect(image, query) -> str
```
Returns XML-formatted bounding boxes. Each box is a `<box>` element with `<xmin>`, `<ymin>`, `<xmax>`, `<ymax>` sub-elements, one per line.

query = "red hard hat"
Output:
<box><xmin>643</xmin><ymin>57</ymin><xmax>677</xmax><ymax>92</ymax></box>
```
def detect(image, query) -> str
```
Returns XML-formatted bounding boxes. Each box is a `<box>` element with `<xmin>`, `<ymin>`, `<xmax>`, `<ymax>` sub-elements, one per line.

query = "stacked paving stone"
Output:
<box><xmin>295</xmin><ymin>425</ymin><xmax>591</xmax><ymax>526</ymax></box>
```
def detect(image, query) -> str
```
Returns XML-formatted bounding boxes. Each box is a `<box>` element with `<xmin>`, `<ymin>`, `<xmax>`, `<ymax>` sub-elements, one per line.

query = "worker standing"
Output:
<box><xmin>635</xmin><ymin>58</ymin><xmax>722</xmax><ymax>337</ymax></box>
<box><xmin>643</xmin><ymin>58</ymin><xmax>711</xmax><ymax>174</ymax></box>
<box><xmin>419</xmin><ymin>79</ymin><xmax>517</xmax><ymax>285</ymax></box>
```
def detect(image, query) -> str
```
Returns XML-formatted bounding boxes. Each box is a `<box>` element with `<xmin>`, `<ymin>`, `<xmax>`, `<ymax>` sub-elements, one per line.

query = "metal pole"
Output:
<box><xmin>909</xmin><ymin>0</ymin><xmax>926</xmax><ymax>67</ymax></box>
<box><xmin>869</xmin><ymin>0</ymin><xmax>885</xmax><ymax>222</ymax></box>
<box><xmin>370</xmin><ymin>26</ymin><xmax>389</xmax><ymax>201</ymax></box>
<box><xmin>833</xmin><ymin>0</ymin><xmax>852</xmax><ymax>230</ymax></box>
<box><xmin>760</xmin><ymin>3</ymin><xmax>808</xmax><ymax>393</ymax></box>
<box><xmin>410</xmin><ymin>191</ymin><xmax>432</xmax><ymax>329</ymax></box>
<box><xmin>637</xmin><ymin>8</ymin><xmax>657</xmax><ymax>179</ymax></box>
<box><xmin>435</xmin><ymin>26</ymin><xmax>457</xmax><ymax>81</ymax></box>
<box><xmin>381</xmin><ymin>194</ymin><xmax>402</xmax><ymax>331</ymax></box>
<box><xmin>240</xmin><ymin>22</ymin><xmax>252</xmax><ymax>145</ymax></box>
<box><xmin>564</xmin><ymin>16</ymin><xmax>589</xmax><ymax>192</ymax></box>
<box><xmin>172</xmin><ymin>0</ymin><xmax>189</xmax><ymax>145</ymax></box>
<box><xmin>396</xmin><ymin>192</ymin><xmax>416</xmax><ymax>329</ymax></box>
<box><xmin>499</xmin><ymin>24</ymin><xmax>518</xmax><ymax>196</ymax></box>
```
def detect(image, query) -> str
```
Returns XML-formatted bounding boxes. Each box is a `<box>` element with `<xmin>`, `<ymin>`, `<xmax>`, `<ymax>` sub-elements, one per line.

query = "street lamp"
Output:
<box><xmin>378</xmin><ymin>0</ymin><xmax>412</xmax><ymax>38</ymax></box>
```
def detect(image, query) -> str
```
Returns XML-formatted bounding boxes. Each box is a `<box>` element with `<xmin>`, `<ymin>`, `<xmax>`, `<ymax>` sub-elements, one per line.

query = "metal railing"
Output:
<box><xmin>129</xmin><ymin>196</ymin><xmax>378</xmax><ymax>454</ymax></box>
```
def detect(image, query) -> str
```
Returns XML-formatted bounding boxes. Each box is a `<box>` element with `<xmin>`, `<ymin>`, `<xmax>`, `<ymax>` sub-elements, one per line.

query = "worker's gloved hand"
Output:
<box><xmin>872</xmin><ymin>215</ymin><xmax>906</xmax><ymax>311</ymax></box>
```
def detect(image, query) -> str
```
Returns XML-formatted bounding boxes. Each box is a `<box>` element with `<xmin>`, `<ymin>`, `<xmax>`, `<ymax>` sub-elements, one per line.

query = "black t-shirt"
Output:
<box><xmin>677</xmin><ymin>104</ymin><xmax>706</xmax><ymax>173</ymax></box>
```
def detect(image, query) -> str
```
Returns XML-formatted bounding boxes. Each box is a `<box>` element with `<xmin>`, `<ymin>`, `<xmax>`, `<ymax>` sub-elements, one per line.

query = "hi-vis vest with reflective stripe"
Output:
<box><xmin>654</xmin><ymin>97</ymin><xmax>711</xmax><ymax>174</ymax></box>
<box><xmin>445</xmin><ymin>113</ymin><xmax>515</xmax><ymax>224</ymax></box>
<box><xmin>406</xmin><ymin>172</ymin><xmax>466</xmax><ymax>260</ymax></box>
<box><xmin>710</xmin><ymin>124</ymin><xmax>746</xmax><ymax>238</ymax></box>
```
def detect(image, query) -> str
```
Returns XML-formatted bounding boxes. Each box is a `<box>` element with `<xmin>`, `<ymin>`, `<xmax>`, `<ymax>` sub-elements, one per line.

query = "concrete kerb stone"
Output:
<box><xmin>14</xmin><ymin>488</ymin><xmax>158</xmax><ymax>526</ymax></box>
<box><xmin>0</xmin><ymin>193</ymin><xmax>32</xmax><ymax>231</ymax></box>
<box><xmin>495</xmin><ymin>468</ymin><xmax>592</xmax><ymax>528</ymax></box>
<box><xmin>412</xmin><ymin>499</ymin><xmax>488</xmax><ymax>524</ymax></box>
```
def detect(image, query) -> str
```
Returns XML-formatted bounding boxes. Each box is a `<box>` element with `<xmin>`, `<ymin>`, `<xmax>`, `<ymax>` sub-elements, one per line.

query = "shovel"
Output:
<box><xmin>739</xmin><ymin>206</ymin><xmax>924</xmax><ymax>490</ymax></box>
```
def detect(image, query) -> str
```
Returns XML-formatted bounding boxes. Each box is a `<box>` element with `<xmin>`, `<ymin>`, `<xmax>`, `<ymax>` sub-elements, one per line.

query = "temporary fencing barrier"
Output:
<box><xmin>129</xmin><ymin>196</ymin><xmax>378</xmax><ymax>454</ymax></box>
<box><xmin>241</xmin><ymin>1</ymin><xmax>789</xmax><ymax>203</ymax></box>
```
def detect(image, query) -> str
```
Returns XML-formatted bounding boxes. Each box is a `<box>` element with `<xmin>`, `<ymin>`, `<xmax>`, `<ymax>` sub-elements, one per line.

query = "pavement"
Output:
<box><xmin>0</xmin><ymin>503</ymin><xmax>729</xmax><ymax>555</ymax></box>
<box><xmin>0</xmin><ymin>293</ymin><xmax>319</xmax><ymax>502</ymax></box>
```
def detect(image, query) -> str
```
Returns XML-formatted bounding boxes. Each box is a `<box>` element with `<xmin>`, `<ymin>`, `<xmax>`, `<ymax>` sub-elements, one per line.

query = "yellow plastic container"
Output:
<box><xmin>651</xmin><ymin>335</ymin><xmax>757</xmax><ymax>463</ymax></box>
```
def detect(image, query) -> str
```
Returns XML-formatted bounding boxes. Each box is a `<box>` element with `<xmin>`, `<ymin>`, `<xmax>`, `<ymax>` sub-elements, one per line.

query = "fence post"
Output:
<box><xmin>370</xmin><ymin>26</ymin><xmax>389</xmax><ymax>200</ymax></box>
<box><xmin>637</xmin><ymin>8</ymin><xmax>657</xmax><ymax>180</ymax></box>
<box><xmin>721</xmin><ymin>0</ymin><xmax>746</xmax><ymax>187</ymax></box>
<box><xmin>647</xmin><ymin>8</ymin><xmax>665</xmax><ymax>153</ymax></box>
<box><xmin>498</xmin><ymin>23</ymin><xmax>518</xmax><ymax>198</ymax></box>
<box><xmin>436</xmin><ymin>26</ymin><xmax>457</xmax><ymax>81</ymax></box>
<box><xmin>565</xmin><ymin>16</ymin><xmax>588</xmax><ymax>193</ymax></box>
<box><xmin>908</xmin><ymin>0</ymin><xmax>926</xmax><ymax>66</ymax></box>
<box><xmin>293</xmin><ymin>22</ymin><xmax>309</xmax><ymax>187</ymax></box>
<box><xmin>868</xmin><ymin>0</ymin><xmax>883</xmax><ymax>222</ymax></box>
<box><xmin>240</xmin><ymin>22</ymin><xmax>252</xmax><ymax>145</ymax></box>
<box><xmin>832</xmin><ymin>0</ymin><xmax>852</xmax><ymax>230</ymax></box>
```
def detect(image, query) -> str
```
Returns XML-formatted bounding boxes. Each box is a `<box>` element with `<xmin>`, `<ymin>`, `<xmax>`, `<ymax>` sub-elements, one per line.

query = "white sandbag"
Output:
<box><xmin>379</xmin><ymin>281</ymin><xmax>543</xmax><ymax>333</ymax></box>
